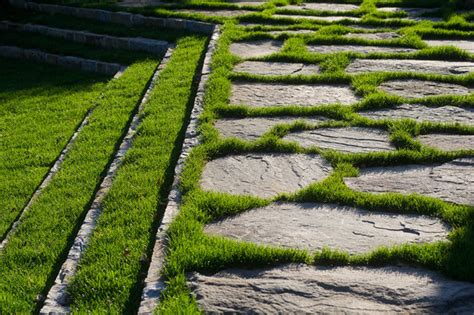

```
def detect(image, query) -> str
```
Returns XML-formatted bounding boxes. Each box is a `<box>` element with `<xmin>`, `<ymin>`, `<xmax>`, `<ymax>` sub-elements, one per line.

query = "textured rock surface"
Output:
<box><xmin>187</xmin><ymin>264</ymin><xmax>474</xmax><ymax>313</ymax></box>
<box><xmin>346</xmin><ymin>58</ymin><xmax>474</xmax><ymax>75</ymax></box>
<box><xmin>214</xmin><ymin>117</ymin><xmax>328</xmax><ymax>140</ymax></box>
<box><xmin>205</xmin><ymin>202</ymin><xmax>449</xmax><ymax>253</ymax></box>
<box><xmin>200</xmin><ymin>154</ymin><xmax>332</xmax><ymax>198</ymax></box>
<box><xmin>417</xmin><ymin>134</ymin><xmax>474</xmax><ymax>151</ymax></box>
<box><xmin>378</xmin><ymin>7</ymin><xmax>438</xmax><ymax>15</ymax></box>
<box><xmin>344</xmin><ymin>32</ymin><xmax>400</xmax><ymax>40</ymax></box>
<box><xmin>233</xmin><ymin>61</ymin><xmax>320</xmax><ymax>76</ymax></box>
<box><xmin>230</xmin><ymin>82</ymin><xmax>359</xmax><ymax>107</ymax></box>
<box><xmin>177</xmin><ymin>9</ymin><xmax>252</xmax><ymax>17</ymax></box>
<box><xmin>283</xmin><ymin>127</ymin><xmax>395</xmax><ymax>153</ymax></box>
<box><xmin>269</xmin><ymin>29</ymin><xmax>316</xmax><ymax>35</ymax></box>
<box><xmin>307</xmin><ymin>44</ymin><xmax>416</xmax><ymax>54</ymax></box>
<box><xmin>229</xmin><ymin>40</ymin><xmax>283</xmax><ymax>58</ymax></box>
<box><xmin>379</xmin><ymin>79</ymin><xmax>473</xmax><ymax>99</ymax></box>
<box><xmin>273</xmin><ymin>14</ymin><xmax>361</xmax><ymax>22</ymax></box>
<box><xmin>285</xmin><ymin>3</ymin><xmax>359</xmax><ymax>12</ymax></box>
<box><xmin>424</xmin><ymin>40</ymin><xmax>474</xmax><ymax>54</ymax></box>
<box><xmin>345</xmin><ymin>158</ymin><xmax>474</xmax><ymax>205</ymax></box>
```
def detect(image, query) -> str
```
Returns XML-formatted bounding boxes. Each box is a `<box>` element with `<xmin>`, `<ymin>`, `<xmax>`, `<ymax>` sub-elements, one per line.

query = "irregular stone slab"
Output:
<box><xmin>233</xmin><ymin>61</ymin><xmax>320</xmax><ymax>76</ymax></box>
<box><xmin>230</xmin><ymin>82</ymin><xmax>359</xmax><ymax>107</ymax></box>
<box><xmin>379</xmin><ymin>79</ymin><xmax>473</xmax><ymax>99</ymax></box>
<box><xmin>425</xmin><ymin>40</ymin><xmax>474</xmax><ymax>54</ymax></box>
<box><xmin>307</xmin><ymin>44</ymin><xmax>416</xmax><ymax>54</ymax></box>
<box><xmin>283</xmin><ymin>127</ymin><xmax>394</xmax><ymax>153</ymax></box>
<box><xmin>187</xmin><ymin>264</ymin><xmax>474</xmax><ymax>313</ymax></box>
<box><xmin>273</xmin><ymin>14</ymin><xmax>361</xmax><ymax>22</ymax></box>
<box><xmin>360</xmin><ymin>104</ymin><xmax>474</xmax><ymax>126</ymax></box>
<box><xmin>345</xmin><ymin>158</ymin><xmax>474</xmax><ymax>205</ymax></box>
<box><xmin>200</xmin><ymin>154</ymin><xmax>332</xmax><ymax>198</ymax></box>
<box><xmin>214</xmin><ymin>117</ymin><xmax>328</xmax><ymax>140</ymax></box>
<box><xmin>285</xmin><ymin>3</ymin><xmax>359</xmax><ymax>12</ymax></box>
<box><xmin>378</xmin><ymin>7</ymin><xmax>438</xmax><ymax>15</ymax></box>
<box><xmin>205</xmin><ymin>202</ymin><xmax>449</xmax><ymax>254</ymax></box>
<box><xmin>344</xmin><ymin>32</ymin><xmax>400</xmax><ymax>40</ymax></box>
<box><xmin>417</xmin><ymin>134</ymin><xmax>474</xmax><ymax>151</ymax></box>
<box><xmin>229</xmin><ymin>40</ymin><xmax>283</xmax><ymax>58</ymax></box>
<box><xmin>269</xmin><ymin>29</ymin><xmax>316</xmax><ymax>35</ymax></box>
<box><xmin>177</xmin><ymin>9</ymin><xmax>253</xmax><ymax>17</ymax></box>
<box><xmin>346</xmin><ymin>59</ymin><xmax>474</xmax><ymax>75</ymax></box>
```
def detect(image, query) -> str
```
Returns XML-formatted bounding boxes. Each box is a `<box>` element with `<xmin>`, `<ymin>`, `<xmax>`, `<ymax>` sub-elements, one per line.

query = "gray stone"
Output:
<box><xmin>285</xmin><ymin>3</ymin><xmax>359</xmax><ymax>12</ymax></box>
<box><xmin>346</xmin><ymin>58</ymin><xmax>474</xmax><ymax>75</ymax></box>
<box><xmin>229</xmin><ymin>40</ymin><xmax>283</xmax><ymax>58</ymax></box>
<box><xmin>187</xmin><ymin>264</ymin><xmax>474</xmax><ymax>313</ymax></box>
<box><xmin>425</xmin><ymin>40</ymin><xmax>474</xmax><ymax>54</ymax></box>
<box><xmin>283</xmin><ymin>127</ymin><xmax>395</xmax><ymax>153</ymax></box>
<box><xmin>378</xmin><ymin>7</ymin><xmax>438</xmax><ymax>15</ymax></box>
<box><xmin>230</xmin><ymin>82</ymin><xmax>359</xmax><ymax>107</ymax></box>
<box><xmin>344</xmin><ymin>32</ymin><xmax>400</xmax><ymax>40</ymax></box>
<box><xmin>269</xmin><ymin>29</ymin><xmax>316</xmax><ymax>35</ymax></box>
<box><xmin>344</xmin><ymin>158</ymin><xmax>474</xmax><ymax>205</ymax></box>
<box><xmin>273</xmin><ymin>14</ymin><xmax>361</xmax><ymax>22</ymax></box>
<box><xmin>417</xmin><ymin>134</ymin><xmax>474</xmax><ymax>151</ymax></box>
<box><xmin>379</xmin><ymin>79</ymin><xmax>473</xmax><ymax>99</ymax></box>
<box><xmin>205</xmin><ymin>202</ymin><xmax>449</xmax><ymax>254</ymax></box>
<box><xmin>177</xmin><ymin>9</ymin><xmax>252</xmax><ymax>17</ymax></box>
<box><xmin>200</xmin><ymin>154</ymin><xmax>332</xmax><ymax>198</ymax></box>
<box><xmin>233</xmin><ymin>61</ymin><xmax>320</xmax><ymax>76</ymax></box>
<box><xmin>307</xmin><ymin>44</ymin><xmax>416</xmax><ymax>54</ymax></box>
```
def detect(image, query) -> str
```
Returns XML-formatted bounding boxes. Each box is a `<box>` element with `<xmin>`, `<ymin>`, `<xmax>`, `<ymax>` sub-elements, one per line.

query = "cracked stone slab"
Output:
<box><xmin>187</xmin><ymin>264</ymin><xmax>474</xmax><ymax>313</ymax></box>
<box><xmin>344</xmin><ymin>32</ymin><xmax>400</xmax><ymax>40</ymax></box>
<box><xmin>283</xmin><ymin>127</ymin><xmax>395</xmax><ymax>153</ymax></box>
<box><xmin>233</xmin><ymin>61</ymin><xmax>320</xmax><ymax>76</ymax></box>
<box><xmin>200</xmin><ymin>154</ymin><xmax>332</xmax><ymax>198</ymax></box>
<box><xmin>285</xmin><ymin>3</ymin><xmax>359</xmax><ymax>12</ymax></box>
<box><xmin>425</xmin><ymin>40</ymin><xmax>474</xmax><ymax>54</ymax></box>
<box><xmin>417</xmin><ymin>134</ymin><xmax>474</xmax><ymax>151</ymax></box>
<box><xmin>307</xmin><ymin>44</ymin><xmax>416</xmax><ymax>54</ymax></box>
<box><xmin>230</xmin><ymin>82</ymin><xmax>360</xmax><ymax>107</ymax></box>
<box><xmin>229</xmin><ymin>40</ymin><xmax>283</xmax><ymax>58</ymax></box>
<box><xmin>205</xmin><ymin>202</ymin><xmax>449</xmax><ymax>254</ymax></box>
<box><xmin>177</xmin><ymin>9</ymin><xmax>253</xmax><ymax>17</ymax></box>
<box><xmin>346</xmin><ymin>59</ymin><xmax>474</xmax><ymax>75</ymax></box>
<box><xmin>379</xmin><ymin>79</ymin><xmax>473</xmax><ymax>99</ymax></box>
<box><xmin>345</xmin><ymin>158</ymin><xmax>474</xmax><ymax>205</ymax></box>
<box><xmin>273</xmin><ymin>14</ymin><xmax>361</xmax><ymax>22</ymax></box>
<box><xmin>214</xmin><ymin>117</ymin><xmax>328</xmax><ymax>141</ymax></box>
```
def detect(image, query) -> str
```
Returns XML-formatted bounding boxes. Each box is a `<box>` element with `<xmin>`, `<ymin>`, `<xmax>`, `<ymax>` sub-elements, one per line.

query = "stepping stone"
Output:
<box><xmin>229</xmin><ymin>40</ymin><xmax>283</xmax><ymax>58</ymax></box>
<box><xmin>230</xmin><ymin>82</ymin><xmax>360</xmax><ymax>107</ymax></box>
<box><xmin>177</xmin><ymin>9</ymin><xmax>253</xmax><ymax>17</ymax></box>
<box><xmin>283</xmin><ymin>127</ymin><xmax>395</xmax><ymax>153</ymax></box>
<box><xmin>344</xmin><ymin>32</ymin><xmax>400</xmax><ymax>40</ymax></box>
<box><xmin>359</xmin><ymin>104</ymin><xmax>474</xmax><ymax>126</ymax></box>
<box><xmin>273</xmin><ymin>14</ymin><xmax>361</xmax><ymax>22</ymax></box>
<box><xmin>205</xmin><ymin>202</ymin><xmax>449</xmax><ymax>254</ymax></box>
<box><xmin>424</xmin><ymin>40</ymin><xmax>474</xmax><ymax>54</ymax></box>
<box><xmin>378</xmin><ymin>7</ymin><xmax>438</xmax><ymax>15</ymax></box>
<box><xmin>379</xmin><ymin>80</ymin><xmax>473</xmax><ymax>99</ymax></box>
<box><xmin>269</xmin><ymin>29</ymin><xmax>317</xmax><ymax>35</ymax></box>
<box><xmin>285</xmin><ymin>3</ymin><xmax>359</xmax><ymax>12</ymax></box>
<box><xmin>307</xmin><ymin>44</ymin><xmax>416</xmax><ymax>54</ymax></box>
<box><xmin>233</xmin><ymin>61</ymin><xmax>320</xmax><ymax>76</ymax></box>
<box><xmin>214</xmin><ymin>117</ymin><xmax>328</xmax><ymax>140</ymax></box>
<box><xmin>346</xmin><ymin>59</ymin><xmax>474</xmax><ymax>75</ymax></box>
<box><xmin>187</xmin><ymin>264</ymin><xmax>474</xmax><ymax>313</ymax></box>
<box><xmin>200</xmin><ymin>153</ymin><xmax>332</xmax><ymax>198</ymax></box>
<box><xmin>344</xmin><ymin>158</ymin><xmax>474</xmax><ymax>205</ymax></box>
<box><xmin>417</xmin><ymin>134</ymin><xmax>474</xmax><ymax>151</ymax></box>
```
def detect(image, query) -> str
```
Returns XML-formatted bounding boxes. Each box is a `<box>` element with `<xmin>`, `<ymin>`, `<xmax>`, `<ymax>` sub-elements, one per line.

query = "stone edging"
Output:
<box><xmin>137</xmin><ymin>25</ymin><xmax>220</xmax><ymax>315</ymax></box>
<box><xmin>39</xmin><ymin>47</ymin><xmax>175</xmax><ymax>314</ymax></box>
<box><xmin>0</xmin><ymin>20</ymin><xmax>169</xmax><ymax>56</ymax></box>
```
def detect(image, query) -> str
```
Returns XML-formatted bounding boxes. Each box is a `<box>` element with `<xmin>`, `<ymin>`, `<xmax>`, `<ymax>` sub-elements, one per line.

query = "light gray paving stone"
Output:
<box><xmin>200</xmin><ymin>153</ymin><xmax>332</xmax><ymax>198</ymax></box>
<box><xmin>344</xmin><ymin>158</ymin><xmax>474</xmax><ymax>205</ymax></box>
<box><xmin>205</xmin><ymin>202</ymin><xmax>449</xmax><ymax>254</ymax></box>
<box><xmin>283</xmin><ymin>127</ymin><xmax>395</xmax><ymax>153</ymax></box>
<box><xmin>230</xmin><ymin>82</ymin><xmax>360</xmax><ymax>107</ymax></box>
<box><xmin>269</xmin><ymin>29</ymin><xmax>317</xmax><ymax>35</ymax></box>
<box><xmin>229</xmin><ymin>40</ymin><xmax>283</xmax><ymax>58</ymax></box>
<box><xmin>273</xmin><ymin>14</ymin><xmax>361</xmax><ymax>22</ymax></box>
<box><xmin>307</xmin><ymin>44</ymin><xmax>416</xmax><ymax>54</ymax></box>
<box><xmin>285</xmin><ymin>3</ymin><xmax>359</xmax><ymax>12</ymax></box>
<box><xmin>378</xmin><ymin>7</ymin><xmax>438</xmax><ymax>15</ymax></box>
<box><xmin>233</xmin><ymin>61</ymin><xmax>320</xmax><ymax>76</ymax></box>
<box><xmin>177</xmin><ymin>9</ymin><xmax>253</xmax><ymax>17</ymax></box>
<box><xmin>346</xmin><ymin>59</ymin><xmax>474</xmax><ymax>75</ymax></box>
<box><xmin>344</xmin><ymin>32</ymin><xmax>400</xmax><ymax>40</ymax></box>
<box><xmin>187</xmin><ymin>264</ymin><xmax>474</xmax><ymax>313</ymax></box>
<box><xmin>417</xmin><ymin>134</ymin><xmax>474</xmax><ymax>151</ymax></box>
<box><xmin>214</xmin><ymin>117</ymin><xmax>328</xmax><ymax>140</ymax></box>
<box><xmin>425</xmin><ymin>40</ymin><xmax>474</xmax><ymax>54</ymax></box>
<box><xmin>379</xmin><ymin>79</ymin><xmax>473</xmax><ymax>99</ymax></box>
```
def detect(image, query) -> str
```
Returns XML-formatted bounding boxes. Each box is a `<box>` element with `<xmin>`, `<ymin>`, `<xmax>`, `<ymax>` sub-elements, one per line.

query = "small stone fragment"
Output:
<box><xmin>379</xmin><ymin>79</ymin><xmax>473</xmax><ymax>99</ymax></box>
<box><xmin>424</xmin><ymin>40</ymin><xmax>474</xmax><ymax>54</ymax></box>
<box><xmin>307</xmin><ymin>44</ymin><xmax>416</xmax><ymax>54</ymax></box>
<box><xmin>417</xmin><ymin>134</ymin><xmax>474</xmax><ymax>151</ymax></box>
<box><xmin>233</xmin><ymin>61</ymin><xmax>320</xmax><ymax>76</ymax></box>
<box><xmin>346</xmin><ymin>59</ymin><xmax>474</xmax><ymax>75</ymax></box>
<box><xmin>229</xmin><ymin>40</ymin><xmax>283</xmax><ymax>58</ymax></box>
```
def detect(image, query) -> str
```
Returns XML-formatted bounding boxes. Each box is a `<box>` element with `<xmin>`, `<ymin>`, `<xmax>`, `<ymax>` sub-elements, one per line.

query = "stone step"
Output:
<box><xmin>417</xmin><ymin>134</ymin><xmax>474</xmax><ymax>151</ymax></box>
<box><xmin>233</xmin><ymin>61</ymin><xmax>320</xmax><ymax>76</ymax></box>
<box><xmin>230</xmin><ymin>40</ymin><xmax>283</xmax><ymax>58</ymax></box>
<box><xmin>379</xmin><ymin>79</ymin><xmax>473</xmax><ymax>99</ymax></box>
<box><xmin>284</xmin><ymin>3</ymin><xmax>359</xmax><ymax>12</ymax></box>
<box><xmin>307</xmin><ymin>44</ymin><xmax>417</xmax><ymax>54</ymax></box>
<box><xmin>346</xmin><ymin>59</ymin><xmax>474</xmax><ymax>75</ymax></box>
<box><xmin>424</xmin><ymin>39</ymin><xmax>474</xmax><ymax>54</ymax></box>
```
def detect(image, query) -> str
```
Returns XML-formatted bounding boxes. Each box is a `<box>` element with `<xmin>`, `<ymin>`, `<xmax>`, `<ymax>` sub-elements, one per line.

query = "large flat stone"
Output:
<box><xmin>378</xmin><ymin>7</ymin><xmax>441</xmax><ymax>21</ymax></box>
<box><xmin>273</xmin><ymin>14</ymin><xmax>361</xmax><ymax>22</ymax></box>
<box><xmin>346</xmin><ymin>59</ymin><xmax>474</xmax><ymax>75</ymax></box>
<box><xmin>285</xmin><ymin>3</ymin><xmax>359</xmax><ymax>12</ymax></box>
<box><xmin>379</xmin><ymin>79</ymin><xmax>473</xmax><ymax>99</ymax></box>
<box><xmin>187</xmin><ymin>264</ymin><xmax>474</xmax><ymax>313</ymax></box>
<box><xmin>283</xmin><ymin>127</ymin><xmax>395</xmax><ymax>153</ymax></box>
<box><xmin>214</xmin><ymin>117</ymin><xmax>328</xmax><ymax>140</ymax></box>
<box><xmin>344</xmin><ymin>32</ymin><xmax>400</xmax><ymax>40</ymax></box>
<box><xmin>230</xmin><ymin>82</ymin><xmax>360</xmax><ymax>107</ymax></box>
<box><xmin>269</xmin><ymin>29</ymin><xmax>317</xmax><ymax>35</ymax></box>
<box><xmin>425</xmin><ymin>40</ymin><xmax>474</xmax><ymax>54</ymax></box>
<box><xmin>233</xmin><ymin>61</ymin><xmax>320</xmax><ymax>76</ymax></box>
<box><xmin>344</xmin><ymin>158</ymin><xmax>474</xmax><ymax>205</ymax></box>
<box><xmin>229</xmin><ymin>40</ymin><xmax>283</xmax><ymax>58</ymax></box>
<box><xmin>417</xmin><ymin>134</ymin><xmax>474</xmax><ymax>151</ymax></box>
<box><xmin>205</xmin><ymin>202</ymin><xmax>449</xmax><ymax>254</ymax></box>
<box><xmin>307</xmin><ymin>44</ymin><xmax>416</xmax><ymax>54</ymax></box>
<box><xmin>200</xmin><ymin>154</ymin><xmax>332</xmax><ymax>198</ymax></box>
<box><xmin>177</xmin><ymin>9</ymin><xmax>252</xmax><ymax>17</ymax></box>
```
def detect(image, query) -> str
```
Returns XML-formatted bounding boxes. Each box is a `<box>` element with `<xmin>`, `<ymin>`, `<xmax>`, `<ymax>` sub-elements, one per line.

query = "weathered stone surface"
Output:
<box><xmin>230</xmin><ymin>82</ymin><xmax>360</xmax><ymax>107</ymax></box>
<box><xmin>307</xmin><ymin>44</ymin><xmax>416</xmax><ymax>54</ymax></box>
<box><xmin>378</xmin><ymin>6</ymin><xmax>438</xmax><ymax>15</ymax></box>
<box><xmin>200</xmin><ymin>154</ymin><xmax>332</xmax><ymax>198</ymax></box>
<box><xmin>187</xmin><ymin>264</ymin><xmax>474</xmax><ymax>313</ymax></box>
<box><xmin>269</xmin><ymin>29</ymin><xmax>316</xmax><ymax>35</ymax></box>
<box><xmin>214</xmin><ymin>117</ymin><xmax>328</xmax><ymax>140</ymax></box>
<box><xmin>283</xmin><ymin>127</ymin><xmax>394</xmax><ymax>153</ymax></box>
<box><xmin>417</xmin><ymin>134</ymin><xmax>474</xmax><ymax>151</ymax></box>
<box><xmin>233</xmin><ymin>61</ymin><xmax>320</xmax><ymax>76</ymax></box>
<box><xmin>177</xmin><ymin>9</ymin><xmax>252</xmax><ymax>17</ymax></box>
<box><xmin>229</xmin><ymin>40</ymin><xmax>283</xmax><ymax>58</ymax></box>
<box><xmin>425</xmin><ymin>40</ymin><xmax>474</xmax><ymax>54</ymax></box>
<box><xmin>205</xmin><ymin>202</ymin><xmax>449</xmax><ymax>253</ymax></box>
<box><xmin>346</xmin><ymin>58</ymin><xmax>474</xmax><ymax>75</ymax></box>
<box><xmin>285</xmin><ymin>3</ymin><xmax>359</xmax><ymax>12</ymax></box>
<box><xmin>345</xmin><ymin>158</ymin><xmax>474</xmax><ymax>205</ymax></box>
<box><xmin>379</xmin><ymin>79</ymin><xmax>473</xmax><ymax>99</ymax></box>
<box><xmin>273</xmin><ymin>14</ymin><xmax>361</xmax><ymax>22</ymax></box>
<box><xmin>344</xmin><ymin>32</ymin><xmax>400</xmax><ymax>40</ymax></box>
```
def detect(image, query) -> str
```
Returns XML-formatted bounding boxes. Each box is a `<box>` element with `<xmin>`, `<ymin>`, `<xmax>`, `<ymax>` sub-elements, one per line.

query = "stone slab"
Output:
<box><xmin>346</xmin><ymin>59</ymin><xmax>474</xmax><ymax>75</ymax></box>
<box><xmin>425</xmin><ymin>40</ymin><xmax>474</xmax><ymax>54</ymax></box>
<box><xmin>214</xmin><ymin>117</ymin><xmax>328</xmax><ymax>140</ymax></box>
<box><xmin>378</xmin><ymin>7</ymin><xmax>438</xmax><ymax>15</ymax></box>
<box><xmin>344</xmin><ymin>158</ymin><xmax>474</xmax><ymax>205</ymax></box>
<box><xmin>344</xmin><ymin>32</ymin><xmax>400</xmax><ymax>40</ymax></box>
<box><xmin>229</xmin><ymin>40</ymin><xmax>283</xmax><ymax>58</ymax></box>
<box><xmin>285</xmin><ymin>3</ymin><xmax>359</xmax><ymax>12</ymax></box>
<box><xmin>417</xmin><ymin>134</ymin><xmax>474</xmax><ymax>151</ymax></box>
<box><xmin>307</xmin><ymin>44</ymin><xmax>416</xmax><ymax>54</ymax></box>
<box><xmin>273</xmin><ymin>14</ymin><xmax>361</xmax><ymax>22</ymax></box>
<box><xmin>269</xmin><ymin>29</ymin><xmax>316</xmax><ymax>35</ymax></box>
<box><xmin>230</xmin><ymin>82</ymin><xmax>360</xmax><ymax>107</ymax></box>
<box><xmin>205</xmin><ymin>202</ymin><xmax>449</xmax><ymax>254</ymax></box>
<box><xmin>200</xmin><ymin>154</ymin><xmax>332</xmax><ymax>198</ymax></box>
<box><xmin>283</xmin><ymin>127</ymin><xmax>395</xmax><ymax>153</ymax></box>
<box><xmin>379</xmin><ymin>79</ymin><xmax>473</xmax><ymax>99</ymax></box>
<box><xmin>187</xmin><ymin>264</ymin><xmax>474</xmax><ymax>313</ymax></box>
<box><xmin>177</xmin><ymin>9</ymin><xmax>252</xmax><ymax>17</ymax></box>
<box><xmin>233</xmin><ymin>61</ymin><xmax>320</xmax><ymax>76</ymax></box>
